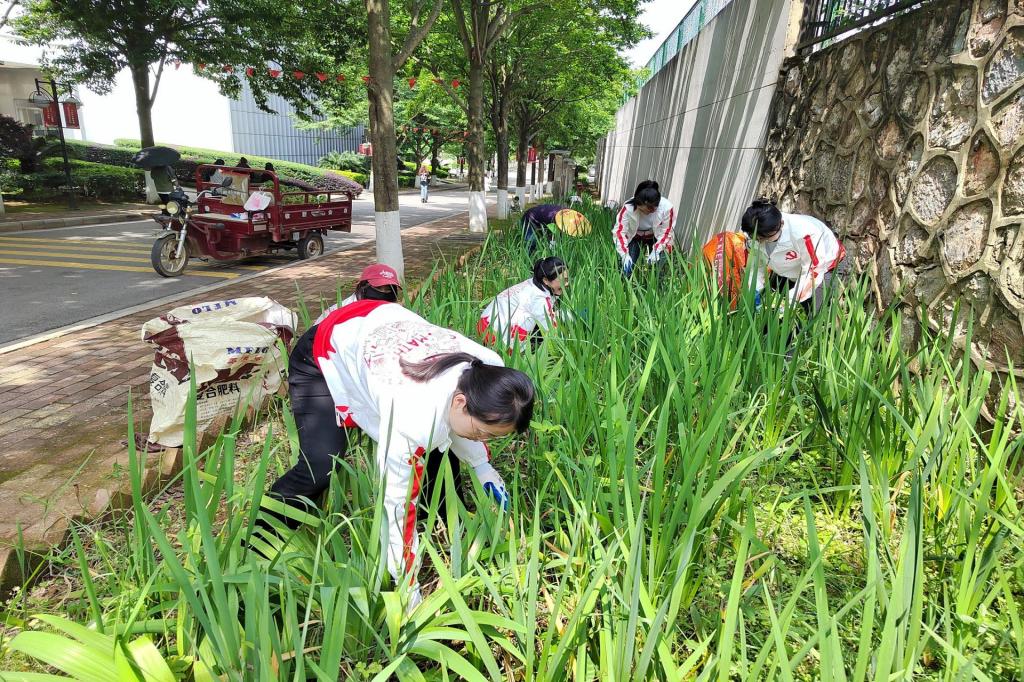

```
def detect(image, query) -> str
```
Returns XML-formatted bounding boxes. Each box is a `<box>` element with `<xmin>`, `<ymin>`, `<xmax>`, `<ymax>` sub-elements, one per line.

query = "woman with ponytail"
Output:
<box><xmin>268</xmin><ymin>300</ymin><xmax>535</xmax><ymax>608</ymax></box>
<box><xmin>478</xmin><ymin>257</ymin><xmax>569</xmax><ymax>350</ymax></box>
<box><xmin>613</xmin><ymin>180</ymin><xmax>676</xmax><ymax>277</ymax></box>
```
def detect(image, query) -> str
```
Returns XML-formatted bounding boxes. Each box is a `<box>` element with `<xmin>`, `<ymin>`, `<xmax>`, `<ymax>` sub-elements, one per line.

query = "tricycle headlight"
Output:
<box><xmin>165</xmin><ymin>200</ymin><xmax>181</xmax><ymax>216</ymax></box>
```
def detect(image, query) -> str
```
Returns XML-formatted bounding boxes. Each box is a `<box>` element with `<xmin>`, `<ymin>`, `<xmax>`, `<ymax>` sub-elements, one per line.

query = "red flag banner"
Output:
<box><xmin>62</xmin><ymin>102</ymin><xmax>80</xmax><ymax>129</ymax></box>
<box><xmin>42</xmin><ymin>102</ymin><xmax>59</xmax><ymax>127</ymax></box>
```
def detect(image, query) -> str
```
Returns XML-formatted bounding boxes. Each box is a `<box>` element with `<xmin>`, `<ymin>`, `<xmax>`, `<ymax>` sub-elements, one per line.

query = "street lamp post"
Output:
<box><xmin>29</xmin><ymin>78</ymin><xmax>79</xmax><ymax>210</ymax></box>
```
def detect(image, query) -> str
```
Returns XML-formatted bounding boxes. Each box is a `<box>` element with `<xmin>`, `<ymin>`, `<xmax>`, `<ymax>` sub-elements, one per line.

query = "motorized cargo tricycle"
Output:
<box><xmin>150</xmin><ymin>164</ymin><xmax>355</xmax><ymax>277</ymax></box>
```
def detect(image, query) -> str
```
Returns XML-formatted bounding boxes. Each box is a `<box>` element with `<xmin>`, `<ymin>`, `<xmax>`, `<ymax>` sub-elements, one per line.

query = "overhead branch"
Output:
<box><xmin>394</xmin><ymin>0</ymin><xmax>444</xmax><ymax>68</ymax></box>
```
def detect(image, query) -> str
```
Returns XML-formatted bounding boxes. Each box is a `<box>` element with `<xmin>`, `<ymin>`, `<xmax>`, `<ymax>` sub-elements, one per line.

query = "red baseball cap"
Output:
<box><xmin>359</xmin><ymin>263</ymin><xmax>401</xmax><ymax>288</ymax></box>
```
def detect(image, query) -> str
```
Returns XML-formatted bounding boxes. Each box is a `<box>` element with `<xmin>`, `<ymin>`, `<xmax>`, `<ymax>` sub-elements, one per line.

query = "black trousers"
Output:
<box><xmin>268</xmin><ymin>326</ymin><xmax>462</xmax><ymax>522</ymax></box>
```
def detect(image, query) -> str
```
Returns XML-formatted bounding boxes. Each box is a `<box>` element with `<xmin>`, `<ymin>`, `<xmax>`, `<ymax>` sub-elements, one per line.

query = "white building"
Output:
<box><xmin>0</xmin><ymin>34</ymin><xmax>362</xmax><ymax>165</ymax></box>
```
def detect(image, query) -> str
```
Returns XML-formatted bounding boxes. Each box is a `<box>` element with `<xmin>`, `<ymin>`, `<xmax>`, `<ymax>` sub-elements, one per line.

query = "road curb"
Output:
<box><xmin>0</xmin><ymin>211</ymin><xmax>152</xmax><ymax>233</ymax></box>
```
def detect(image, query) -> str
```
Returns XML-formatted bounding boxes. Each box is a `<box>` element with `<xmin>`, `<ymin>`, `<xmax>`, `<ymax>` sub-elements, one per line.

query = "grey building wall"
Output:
<box><xmin>229</xmin><ymin>82</ymin><xmax>364</xmax><ymax>166</ymax></box>
<box><xmin>598</xmin><ymin>0</ymin><xmax>794</xmax><ymax>250</ymax></box>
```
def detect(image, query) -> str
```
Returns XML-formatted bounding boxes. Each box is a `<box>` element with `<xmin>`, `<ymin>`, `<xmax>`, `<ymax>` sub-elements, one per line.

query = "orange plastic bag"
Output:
<box><xmin>702</xmin><ymin>231</ymin><xmax>748</xmax><ymax>309</ymax></box>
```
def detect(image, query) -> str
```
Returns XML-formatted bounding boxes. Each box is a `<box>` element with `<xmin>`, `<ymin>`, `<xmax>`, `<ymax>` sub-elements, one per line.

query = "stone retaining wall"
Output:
<box><xmin>758</xmin><ymin>0</ymin><xmax>1024</xmax><ymax>396</ymax></box>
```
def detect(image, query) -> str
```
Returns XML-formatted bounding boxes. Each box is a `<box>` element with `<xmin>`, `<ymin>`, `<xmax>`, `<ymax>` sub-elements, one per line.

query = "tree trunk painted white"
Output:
<box><xmin>515</xmin><ymin>185</ymin><xmax>526</xmax><ymax>207</ymax></box>
<box><xmin>0</xmin><ymin>190</ymin><xmax>5</xmax><ymax>216</ymax></box>
<box><xmin>374</xmin><ymin>210</ymin><xmax>404</xmax><ymax>279</ymax></box>
<box><xmin>469</xmin><ymin>191</ymin><xmax>487</xmax><ymax>233</ymax></box>
<box><xmin>368</xmin><ymin>169</ymin><xmax>374</xmax><ymax>192</ymax></box>
<box><xmin>496</xmin><ymin>188</ymin><xmax>509</xmax><ymax>219</ymax></box>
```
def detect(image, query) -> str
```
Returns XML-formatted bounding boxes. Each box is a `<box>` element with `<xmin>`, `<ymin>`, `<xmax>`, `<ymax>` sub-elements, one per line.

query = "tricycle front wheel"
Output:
<box><xmin>297</xmin><ymin>233</ymin><xmax>324</xmax><ymax>260</ymax></box>
<box><xmin>151</xmin><ymin>234</ymin><xmax>189</xmax><ymax>277</ymax></box>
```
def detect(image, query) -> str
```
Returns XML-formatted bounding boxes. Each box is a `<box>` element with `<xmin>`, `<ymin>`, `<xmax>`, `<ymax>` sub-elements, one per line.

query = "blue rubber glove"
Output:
<box><xmin>622</xmin><ymin>254</ymin><xmax>634</xmax><ymax>277</ymax></box>
<box><xmin>754</xmin><ymin>292</ymin><xmax>762</xmax><ymax>309</ymax></box>
<box><xmin>473</xmin><ymin>461</ymin><xmax>509</xmax><ymax>510</ymax></box>
<box><xmin>646</xmin><ymin>250</ymin><xmax>661</xmax><ymax>265</ymax></box>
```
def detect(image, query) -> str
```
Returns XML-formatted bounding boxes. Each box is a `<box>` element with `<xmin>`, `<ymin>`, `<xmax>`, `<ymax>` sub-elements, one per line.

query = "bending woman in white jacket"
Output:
<box><xmin>478</xmin><ymin>257</ymin><xmax>568</xmax><ymax>350</ymax></box>
<box><xmin>269</xmin><ymin>300</ymin><xmax>535</xmax><ymax>597</ymax></box>
<box><xmin>741</xmin><ymin>198</ymin><xmax>847</xmax><ymax>315</ymax></box>
<box><xmin>613</xmin><ymin>180</ymin><xmax>675</xmax><ymax>277</ymax></box>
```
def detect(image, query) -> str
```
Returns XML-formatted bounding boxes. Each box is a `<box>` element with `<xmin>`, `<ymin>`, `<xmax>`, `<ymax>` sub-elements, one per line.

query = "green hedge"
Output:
<box><xmin>338</xmin><ymin>170</ymin><xmax>368</xmax><ymax>186</ymax></box>
<box><xmin>110</xmin><ymin>139</ymin><xmax>363</xmax><ymax>196</ymax></box>
<box><xmin>1</xmin><ymin>158</ymin><xmax>145</xmax><ymax>201</ymax></box>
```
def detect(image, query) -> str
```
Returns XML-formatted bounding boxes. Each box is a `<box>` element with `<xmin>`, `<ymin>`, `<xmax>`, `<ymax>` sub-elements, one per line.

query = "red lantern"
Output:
<box><xmin>245</xmin><ymin>67</ymin><xmax>255</xmax><ymax>77</ymax></box>
<box><xmin>269</xmin><ymin>69</ymin><xmax>282</xmax><ymax>78</ymax></box>
<box><xmin>173</xmin><ymin>60</ymin><xmax>182</xmax><ymax>70</ymax></box>
<box><xmin>293</xmin><ymin>71</ymin><xmax>305</xmax><ymax>80</ymax></box>
<box><xmin>362</xmin><ymin>76</ymin><xmax>372</xmax><ymax>84</ymax></box>
<box><xmin>316</xmin><ymin>72</ymin><xmax>328</xmax><ymax>82</ymax></box>
<box><xmin>336</xmin><ymin>74</ymin><xmax>346</xmax><ymax>82</ymax></box>
<box><xmin>451</xmin><ymin>79</ymin><xmax>460</xmax><ymax>88</ymax></box>
<box><xmin>408</xmin><ymin>77</ymin><xmax>417</xmax><ymax>88</ymax></box>
<box><xmin>222</xmin><ymin>65</ymin><xmax>233</xmax><ymax>73</ymax></box>
<box><xmin>198</xmin><ymin>63</ymin><xmax>206</xmax><ymax>71</ymax></box>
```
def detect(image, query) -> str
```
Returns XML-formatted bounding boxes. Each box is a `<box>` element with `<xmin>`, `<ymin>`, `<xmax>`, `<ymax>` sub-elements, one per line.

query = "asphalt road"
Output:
<box><xmin>0</xmin><ymin>189</ymin><xmax>477</xmax><ymax>346</ymax></box>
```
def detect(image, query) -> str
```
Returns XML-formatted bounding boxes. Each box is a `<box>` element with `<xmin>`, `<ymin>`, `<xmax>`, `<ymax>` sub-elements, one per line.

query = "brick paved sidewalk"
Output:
<box><xmin>0</xmin><ymin>211</ymin><xmax>488</xmax><ymax>590</ymax></box>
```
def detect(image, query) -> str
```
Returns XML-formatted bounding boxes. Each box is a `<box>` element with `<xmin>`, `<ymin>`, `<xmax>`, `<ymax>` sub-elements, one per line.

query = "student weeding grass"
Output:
<box><xmin>613</xmin><ymin>180</ymin><xmax>675</xmax><ymax>277</ymax></box>
<box><xmin>742</xmin><ymin>197</ymin><xmax>848</xmax><ymax>317</ymax></box>
<box><xmin>478</xmin><ymin>256</ymin><xmax>569</xmax><ymax>351</ymax></box>
<box><xmin>313</xmin><ymin>262</ymin><xmax>402</xmax><ymax>325</ymax></box>
<box><xmin>269</xmin><ymin>300</ymin><xmax>535</xmax><ymax>609</ymax></box>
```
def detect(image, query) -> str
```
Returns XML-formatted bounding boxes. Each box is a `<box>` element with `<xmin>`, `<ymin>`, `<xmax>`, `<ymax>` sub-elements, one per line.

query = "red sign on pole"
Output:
<box><xmin>42</xmin><ymin>102</ymin><xmax>60</xmax><ymax>127</ymax></box>
<box><xmin>358</xmin><ymin>142</ymin><xmax>373</xmax><ymax>156</ymax></box>
<box><xmin>527</xmin><ymin>146</ymin><xmax>537</xmax><ymax>164</ymax></box>
<box><xmin>62</xmin><ymin>102</ymin><xmax>80</xmax><ymax>129</ymax></box>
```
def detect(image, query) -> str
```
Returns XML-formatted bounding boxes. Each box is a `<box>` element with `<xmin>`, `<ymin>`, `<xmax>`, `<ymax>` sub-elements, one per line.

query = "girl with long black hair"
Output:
<box><xmin>268</xmin><ymin>301</ymin><xmax>535</xmax><ymax>607</ymax></box>
<box><xmin>613</xmin><ymin>180</ymin><xmax>676</xmax><ymax>277</ymax></box>
<box><xmin>478</xmin><ymin>257</ymin><xmax>568</xmax><ymax>350</ymax></box>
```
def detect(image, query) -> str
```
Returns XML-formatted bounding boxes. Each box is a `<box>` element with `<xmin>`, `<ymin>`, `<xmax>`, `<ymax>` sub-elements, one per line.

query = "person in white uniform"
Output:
<box><xmin>314</xmin><ymin>263</ymin><xmax>401</xmax><ymax>325</ymax></box>
<box><xmin>613</xmin><ymin>180</ymin><xmax>675</xmax><ymax>277</ymax></box>
<box><xmin>741</xmin><ymin>198</ymin><xmax>847</xmax><ymax>316</ymax></box>
<box><xmin>478</xmin><ymin>257</ymin><xmax>568</xmax><ymax>350</ymax></box>
<box><xmin>268</xmin><ymin>300</ymin><xmax>535</xmax><ymax>605</ymax></box>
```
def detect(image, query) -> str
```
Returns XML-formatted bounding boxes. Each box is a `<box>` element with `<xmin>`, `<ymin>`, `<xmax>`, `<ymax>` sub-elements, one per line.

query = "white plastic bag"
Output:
<box><xmin>142</xmin><ymin>297</ymin><xmax>296</xmax><ymax>447</ymax></box>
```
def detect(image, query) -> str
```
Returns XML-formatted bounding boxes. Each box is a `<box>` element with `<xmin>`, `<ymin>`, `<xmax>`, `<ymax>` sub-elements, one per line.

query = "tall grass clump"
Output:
<box><xmin>1</xmin><ymin>198</ymin><xmax>1021</xmax><ymax>680</ymax></box>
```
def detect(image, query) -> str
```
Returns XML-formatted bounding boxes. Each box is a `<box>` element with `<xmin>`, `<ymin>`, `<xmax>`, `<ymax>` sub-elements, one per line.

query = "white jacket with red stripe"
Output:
<box><xmin>312</xmin><ymin>300</ymin><xmax>503</xmax><ymax>580</ymax></box>
<box><xmin>613</xmin><ymin>197</ymin><xmax>675</xmax><ymax>258</ymax></box>
<box><xmin>749</xmin><ymin>212</ymin><xmax>846</xmax><ymax>304</ymax></box>
<box><xmin>479</xmin><ymin>278</ymin><xmax>557</xmax><ymax>345</ymax></box>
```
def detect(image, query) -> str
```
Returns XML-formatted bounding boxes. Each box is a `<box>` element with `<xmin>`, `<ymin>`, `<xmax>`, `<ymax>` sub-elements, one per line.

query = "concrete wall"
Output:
<box><xmin>597</xmin><ymin>0</ymin><xmax>793</xmax><ymax>248</ymax></box>
<box><xmin>758</xmin><ymin>0</ymin><xmax>1024</xmax><ymax>399</ymax></box>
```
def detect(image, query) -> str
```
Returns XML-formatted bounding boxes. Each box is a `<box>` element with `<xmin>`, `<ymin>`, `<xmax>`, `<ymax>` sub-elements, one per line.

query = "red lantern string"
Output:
<box><xmin>408</xmin><ymin>78</ymin><xmax>417</xmax><ymax>88</ymax></box>
<box><xmin>316</xmin><ymin>72</ymin><xmax>328</xmax><ymax>82</ymax></box>
<box><xmin>451</xmin><ymin>79</ymin><xmax>460</xmax><ymax>88</ymax></box>
<box><xmin>336</xmin><ymin>74</ymin><xmax>346</xmax><ymax>82</ymax></box>
<box><xmin>293</xmin><ymin>71</ymin><xmax>305</xmax><ymax>80</ymax></box>
<box><xmin>245</xmin><ymin>67</ymin><xmax>255</xmax><ymax>77</ymax></box>
<box><xmin>269</xmin><ymin>69</ymin><xmax>282</xmax><ymax>78</ymax></box>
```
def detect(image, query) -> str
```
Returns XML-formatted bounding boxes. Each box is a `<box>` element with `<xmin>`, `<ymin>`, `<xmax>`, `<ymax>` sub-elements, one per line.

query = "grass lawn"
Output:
<box><xmin>1</xmin><ymin>202</ymin><xmax>1021</xmax><ymax>680</ymax></box>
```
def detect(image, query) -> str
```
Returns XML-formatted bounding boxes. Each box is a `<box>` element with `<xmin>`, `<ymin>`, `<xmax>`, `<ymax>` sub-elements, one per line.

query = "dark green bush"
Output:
<box><xmin>111</xmin><ymin>139</ymin><xmax>363</xmax><ymax>196</ymax></box>
<box><xmin>38</xmin><ymin>158</ymin><xmax>144</xmax><ymax>200</ymax></box>
<box><xmin>319</xmin><ymin>151</ymin><xmax>370</xmax><ymax>173</ymax></box>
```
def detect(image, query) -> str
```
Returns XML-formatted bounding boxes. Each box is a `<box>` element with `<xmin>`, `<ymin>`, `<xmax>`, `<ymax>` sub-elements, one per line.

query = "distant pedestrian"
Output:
<box><xmin>202</xmin><ymin>159</ymin><xmax>225</xmax><ymax>183</ymax></box>
<box><xmin>613</xmin><ymin>180</ymin><xmax>675</xmax><ymax>278</ymax></box>
<box><xmin>418</xmin><ymin>165</ymin><xmax>430</xmax><ymax>203</ymax></box>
